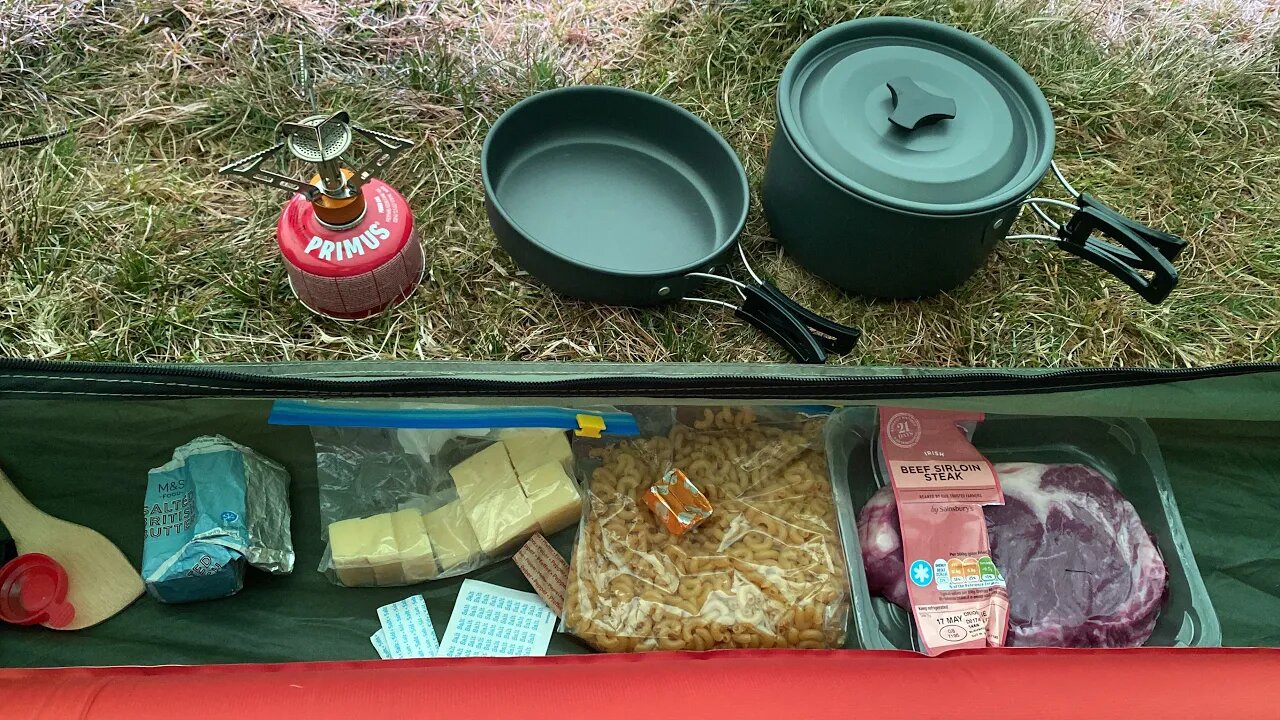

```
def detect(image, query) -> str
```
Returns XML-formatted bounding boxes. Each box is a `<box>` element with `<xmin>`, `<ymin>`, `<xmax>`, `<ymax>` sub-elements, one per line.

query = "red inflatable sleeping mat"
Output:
<box><xmin>3</xmin><ymin>648</ymin><xmax>1278</xmax><ymax>720</ymax></box>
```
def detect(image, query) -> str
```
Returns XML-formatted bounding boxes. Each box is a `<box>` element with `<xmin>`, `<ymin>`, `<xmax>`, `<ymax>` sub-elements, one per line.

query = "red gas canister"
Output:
<box><xmin>221</xmin><ymin>112</ymin><xmax>422</xmax><ymax>320</ymax></box>
<box><xmin>277</xmin><ymin>178</ymin><xmax>422</xmax><ymax>320</ymax></box>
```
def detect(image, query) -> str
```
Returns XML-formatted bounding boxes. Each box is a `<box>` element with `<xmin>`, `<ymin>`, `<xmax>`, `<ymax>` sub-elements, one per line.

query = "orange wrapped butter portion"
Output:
<box><xmin>645</xmin><ymin>469</ymin><xmax>712</xmax><ymax>535</ymax></box>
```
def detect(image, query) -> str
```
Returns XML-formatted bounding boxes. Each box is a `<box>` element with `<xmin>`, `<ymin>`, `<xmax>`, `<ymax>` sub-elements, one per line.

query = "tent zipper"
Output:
<box><xmin>0</xmin><ymin>358</ymin><xmax>1277</xmax><ymax>400</ymax></box>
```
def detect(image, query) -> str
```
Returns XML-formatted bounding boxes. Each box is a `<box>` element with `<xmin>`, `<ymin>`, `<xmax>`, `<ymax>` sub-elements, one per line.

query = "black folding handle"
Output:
<box><xmin>754</xmin><ymin>280</ymin><xmax>862</xmax><ymax>353</ymax></box>
<box><xmin>694</xmin><ymin>245</ymin><xmax>861</xmax><ymax>363</ymax></box>
<box><xmin>734</xmin><ymin>285</ymin><xmax>828</xmax><ymax>364</ymax></box>
<box><xmin>1057</xmin><ymin>193</ymin><xmax>1186</xmax><ymax>304</ymax></box>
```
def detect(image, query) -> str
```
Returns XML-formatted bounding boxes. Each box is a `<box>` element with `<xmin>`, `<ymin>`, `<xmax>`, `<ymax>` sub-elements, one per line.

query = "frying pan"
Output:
<box><xmin>482</xmin><ymin>85</ymin><xmax>860</xmax><ymax>363</ymax></box>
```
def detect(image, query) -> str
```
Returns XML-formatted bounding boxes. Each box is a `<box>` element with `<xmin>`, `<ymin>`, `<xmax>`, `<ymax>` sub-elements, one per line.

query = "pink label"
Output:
<box><xmin>881</xmin><ymin>409</ymin><xmax>1002</xmax><ymax>505</ymax></box>
<box><xmin>880</xmin><ymin>408</ymin><xmax>1008</xmax><ymax>656</ymax></box>
<box><xmin>916</xmin><ymin>596</ymin><xmax>1009</xmax><ymax>648</ymax></box>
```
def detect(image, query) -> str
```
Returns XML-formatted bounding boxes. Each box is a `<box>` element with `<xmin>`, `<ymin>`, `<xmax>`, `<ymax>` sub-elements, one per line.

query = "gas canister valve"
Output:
<box><xmin>220</xmin><ymin>111</ymin><xmax>422</xmax><ymax>321</ymax></box>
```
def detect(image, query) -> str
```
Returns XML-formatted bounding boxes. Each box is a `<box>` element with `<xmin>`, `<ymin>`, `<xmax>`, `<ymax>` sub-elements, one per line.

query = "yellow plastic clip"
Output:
<box><xmin>574</xmin><ymin>414</ymin><xmax>606</xmax><ymax>439</ymax></box>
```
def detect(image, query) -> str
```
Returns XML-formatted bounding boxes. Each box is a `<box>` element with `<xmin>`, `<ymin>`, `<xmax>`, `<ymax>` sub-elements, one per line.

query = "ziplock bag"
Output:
<box><xmin>269</xmin><ymin>401</ymin><xmax>638</xmax><ymax>587</ymax></box>
<box><xmin>562</xmin><ymin>406</ymin><xmax>851</xmax><ymax>652</ymax></box>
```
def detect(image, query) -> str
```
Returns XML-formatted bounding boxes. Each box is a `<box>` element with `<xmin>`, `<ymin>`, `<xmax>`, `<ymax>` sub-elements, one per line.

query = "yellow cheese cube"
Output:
<box><xmin>449</xmin><ymin>442</ymin><xmax>521</xmax><ymax>506</ymax></box>
<box><xmin>328</xmin><ymin>516</ymin><xmax>376</xmax><ymax>587</ymax></box>
<box><xmin>328</xmin><ymin>514</ymin><xmax>400</xmax><ymax>587</ymax></box>
<box><xmin>501</xmin><ymin>429</ymin><xmax>574</xmax><ymax>476</ymax></box>
<box><xmin>464</xmin><ymin>483</ymin><xmax>540</xmax><ymax>556</ymax></box>
<box><xmin>390</xmin><ymin>508</ymin><xmax>438</xmax><ymax>582</ymax></box>
<box><xmin>424</xmin><ymin>500</ymin><xmax>482</xmax><ymax>572</ymax></box>
<box><xmin>517</xmin><ymin>460</ymin><xmax>583</xmax><ymax>535</ymax></box>
<box><xmin>364</xmin><ymin>513</ymin><xmax>405</xmax><ymax>586</ymax></box>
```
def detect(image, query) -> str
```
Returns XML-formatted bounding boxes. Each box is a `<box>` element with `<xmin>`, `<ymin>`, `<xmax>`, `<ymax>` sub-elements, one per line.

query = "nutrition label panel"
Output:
<box><xmin>932</xmin><ymin>555</ymin><xmax>1006</xmax><ymax>590</ymax></box>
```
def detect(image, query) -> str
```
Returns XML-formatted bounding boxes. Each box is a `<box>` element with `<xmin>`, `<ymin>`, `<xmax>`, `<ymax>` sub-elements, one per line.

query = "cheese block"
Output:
<box><xmin>464</xmin><ymin>483</ymin><xmax>540</xmax><ymax>556</ymax></box>
<box><xmin>502</xmin><ymin>429</ymin><xmax>574</xmax><ymax>476</ymax></box>
<box><xmin>328</xmin><ymin>514</ymin><xmax>401</xmax><ymax>587</ymax></box>
<box><xmin>364</xmin><ymin>513</ymin><xmax>405</xmax><ymax>586</ymax></box>
<box><xmin>390</xmin><ymin>508</ymin><xmax>438</xmax><ymax>582</ymax></box>
<box><xmin>517</xmin><ymin>460</ymin><xmax>583</xmax><ymax>535</ymax></box>
<box><xmin>449</xmin><ymin>442</ymin><xmax>521</xmax><ymax>505</ymax></box>
<box><xmin>329</xmin><ymin>511</ymin><xmax>438</xmax><ymax>587</ymax></box>
<box><xmin>424</xmin><ymin>500</ymin><xmax>482</xmax><ymax>572</ymax></box>
<box><xmin>449</xmin><ymin>441</ymin><xmax>540</xmax><ymax>555</ymax></box>
<box><xmin>328</xmin><ymin>517</ymin><xmax>375</xmax><ymax>587</ymax></box>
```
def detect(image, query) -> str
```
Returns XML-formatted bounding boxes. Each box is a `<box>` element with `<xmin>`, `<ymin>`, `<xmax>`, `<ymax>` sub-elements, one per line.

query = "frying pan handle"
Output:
<box><xmin>734</xmin><ymin>285</ymin><xmax>828</xmax><ymax>364</ymax></box>
<box><xmin>753</xmin><ymin>280</ymin><xmax>861</xmax><ymax>354</ymax></box>
<box><xmin>1057</xmin><ymin>193</ymin><xmax>1185</xmax><ymax>304</ymax></box>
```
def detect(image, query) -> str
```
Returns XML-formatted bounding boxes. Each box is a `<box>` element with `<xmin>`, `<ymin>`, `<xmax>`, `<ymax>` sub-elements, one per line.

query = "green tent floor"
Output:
<box><xmin>1</xmin><ymin>399</ymin><xmax>1276</xmax><ymax>667</ymax></box>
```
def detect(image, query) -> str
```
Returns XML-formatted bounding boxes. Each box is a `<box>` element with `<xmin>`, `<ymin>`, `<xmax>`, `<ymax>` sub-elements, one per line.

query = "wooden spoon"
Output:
<box><xmin>0</xmin><ymin>467</ymin><xmax>143</xmax><ymax>629</ymax></box>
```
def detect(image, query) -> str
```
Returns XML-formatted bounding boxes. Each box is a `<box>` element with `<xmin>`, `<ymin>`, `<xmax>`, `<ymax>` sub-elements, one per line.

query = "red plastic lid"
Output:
<box><xmin>0</xmin><ymin>553</ymin><xmax>75</xmax><ymax>628</ymax></box>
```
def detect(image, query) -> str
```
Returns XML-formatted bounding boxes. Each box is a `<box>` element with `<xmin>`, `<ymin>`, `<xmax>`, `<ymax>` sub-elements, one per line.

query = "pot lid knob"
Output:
<box><xmin>886</xmin><ymin>77</ymin><xmax>956</xmax><ymax>131</ymax></box>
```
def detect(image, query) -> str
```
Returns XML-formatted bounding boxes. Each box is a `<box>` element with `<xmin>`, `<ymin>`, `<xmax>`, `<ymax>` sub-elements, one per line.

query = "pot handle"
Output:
<box><xmin>730</xmin><ymin>244</ymin><xmax>861</xmax><ymax>353</ymax></box>
<box><xmin>687</xmin><ymin>247</ymin><xmax>861</xmax><ymax>363</ymax></box>
<box><xmin>1019</xmin><ymin>163</ymin><xmax>1187</xmax><ymax>304</ymax></box>
<box><xmin>691</xmin><ymin>252</ymin><xmax>860</xmax><ymax>361</ymax></box>
<box><xmin>688</xmin><ymin>278</ymin><xmax>828</xmax><ymax>363</ymax></box>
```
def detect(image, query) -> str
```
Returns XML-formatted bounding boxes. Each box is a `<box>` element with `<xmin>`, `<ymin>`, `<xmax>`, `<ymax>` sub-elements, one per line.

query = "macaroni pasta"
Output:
<box><xmin>564</xmin><ymin>408</ymin><xmax>850</xmax><ymax>652</ymax></box>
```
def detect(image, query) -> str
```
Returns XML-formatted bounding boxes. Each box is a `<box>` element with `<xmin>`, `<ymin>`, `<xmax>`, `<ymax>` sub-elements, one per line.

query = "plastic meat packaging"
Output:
<box><xmin>563</xmin><ymin>407</ymin><xmax>851</xmax><ymax>652</ymax></box>
<box><xmin>861</xmin><ymin>463</ymin><xmax>1166</xmax><ymax>647</ymax></box>
<box><xmin>268</xmin><ymin>401</ymin><xmax>637</xmax><ymax>587</ymax></box>
<box><xmin>829</xmin><ymin>408</ymin><xmax>1219</xmax><ymax>650</ymax></box>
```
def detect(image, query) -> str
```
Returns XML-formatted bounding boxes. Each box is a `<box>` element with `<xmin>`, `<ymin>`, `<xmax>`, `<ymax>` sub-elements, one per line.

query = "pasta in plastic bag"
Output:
<box><xmin>563</xmin><ymin>407</ymin><xmax>851</xmax><ymax>651</ymax></box>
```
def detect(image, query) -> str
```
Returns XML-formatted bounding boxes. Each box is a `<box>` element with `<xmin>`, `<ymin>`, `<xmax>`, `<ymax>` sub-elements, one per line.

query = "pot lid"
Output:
<box><xmin>777</xmin><ymin>17</ymin><xmax>1055</xmax><ymax>214</ymax></box>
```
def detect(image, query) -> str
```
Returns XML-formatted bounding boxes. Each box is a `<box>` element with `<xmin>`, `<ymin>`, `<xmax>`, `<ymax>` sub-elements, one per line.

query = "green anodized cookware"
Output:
<box><xmin>483</xmin><ymin>85</ymin><xmax>860</xmax><ymax>363</ymax></box>
<box><xmin>763</xmin><ymin>17</ymin><xmax>1185</xmax><ymax>303</ymax></box>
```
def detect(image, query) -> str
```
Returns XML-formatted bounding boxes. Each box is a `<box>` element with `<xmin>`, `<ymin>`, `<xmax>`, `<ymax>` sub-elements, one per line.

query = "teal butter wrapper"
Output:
<box><xmin>143</xmin><ymin>436</ymin><xmax>258</xmax><ymax>603</ymax></box>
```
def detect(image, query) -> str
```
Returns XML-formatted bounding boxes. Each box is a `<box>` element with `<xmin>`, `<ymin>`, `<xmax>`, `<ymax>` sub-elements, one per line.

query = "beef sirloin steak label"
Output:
<box><xmin>879</xmin><ymin>408</ymin><xmax>1009</xmax><ymax>656</ymax></box>
<box><xmin>880</xmin><ymin>409</ymin><xmax>1002</xmax><ymax>504</ymax></box>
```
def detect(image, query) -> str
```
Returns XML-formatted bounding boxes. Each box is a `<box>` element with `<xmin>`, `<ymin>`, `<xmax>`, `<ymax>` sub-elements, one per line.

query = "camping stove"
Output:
<box><xmin>220</xmin><ymin>111</ymin><xmax>421</xmax><ymax>320</ymax></box>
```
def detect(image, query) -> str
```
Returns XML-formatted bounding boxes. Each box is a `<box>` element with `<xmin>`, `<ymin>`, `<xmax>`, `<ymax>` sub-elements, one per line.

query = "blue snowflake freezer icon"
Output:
<box><xmin>909</xmin><ymin>560</ymin><xmax>933</xmax><ymax>587</ymax></box>
<box><xmin>220</xmin><ymin>511</ymin><xmax>239</xmax><ymax>524</ymax></box>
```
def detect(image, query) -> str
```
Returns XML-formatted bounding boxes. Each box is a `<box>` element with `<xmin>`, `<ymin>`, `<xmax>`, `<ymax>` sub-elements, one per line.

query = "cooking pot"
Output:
<box><xmin>762</xmin><ymin>17</ymin><xmax>1186</xmax><ymax>303</ymax></box>
<box><xmin>483</xmin><ymin>85</ymin><xmax>860</xmax><ymax>363</ymax></box>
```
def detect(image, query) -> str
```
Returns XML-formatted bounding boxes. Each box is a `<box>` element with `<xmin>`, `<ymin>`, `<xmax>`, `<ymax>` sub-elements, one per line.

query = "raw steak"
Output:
<box><xmin>858</xmin><ymin>462</ymin><xmax>1168</xmax><ymax>647</ymax></box>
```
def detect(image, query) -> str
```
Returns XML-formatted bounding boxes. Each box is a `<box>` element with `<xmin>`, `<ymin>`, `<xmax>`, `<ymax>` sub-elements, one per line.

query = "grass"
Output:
<box><xmin>0</xmin><ymin>0</ymin><xmax>1277</xmax><ymax>366</ymax></box>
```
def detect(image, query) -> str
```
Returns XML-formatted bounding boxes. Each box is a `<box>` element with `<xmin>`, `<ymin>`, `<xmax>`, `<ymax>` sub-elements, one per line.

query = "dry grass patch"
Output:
<box><xmin>0</xmin><ymin>0</ymin><xmax>1276</xmax><ymax>365</ymax></box>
